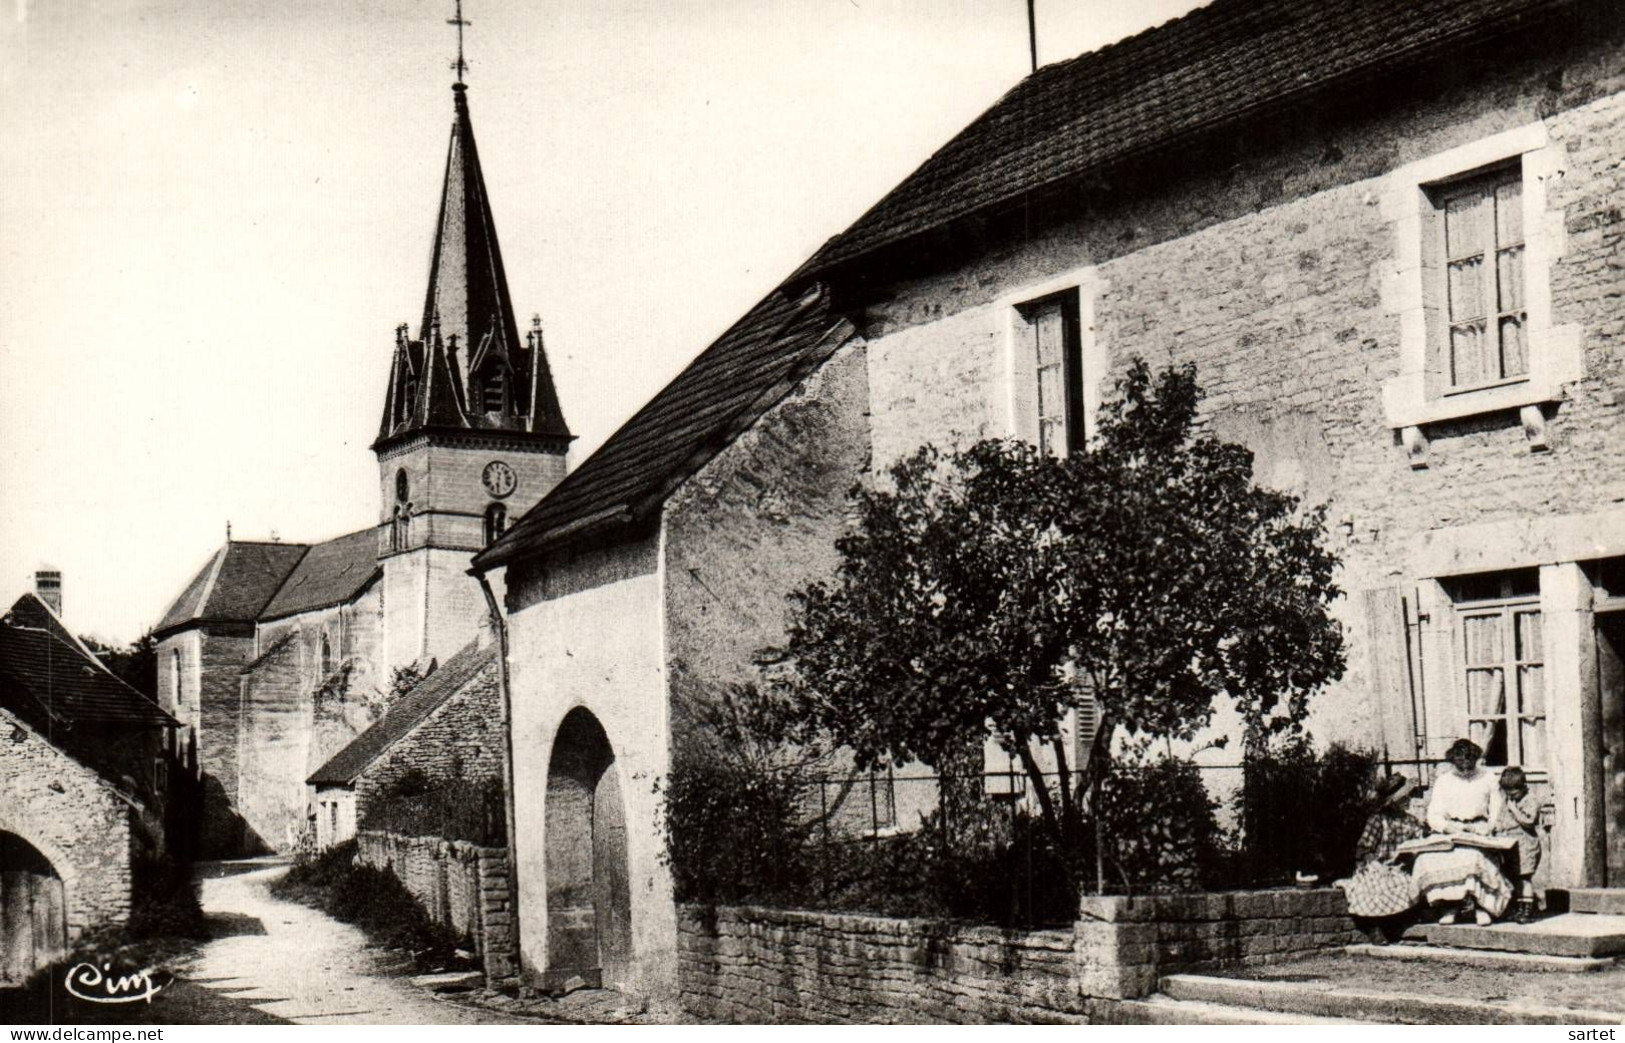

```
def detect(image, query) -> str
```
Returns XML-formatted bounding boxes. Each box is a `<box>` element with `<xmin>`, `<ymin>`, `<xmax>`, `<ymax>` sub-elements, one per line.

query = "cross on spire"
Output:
<box><xmin>448</xmin><ymin>0</ymin><xmax>470</xmax><ymax>84</ymax></box>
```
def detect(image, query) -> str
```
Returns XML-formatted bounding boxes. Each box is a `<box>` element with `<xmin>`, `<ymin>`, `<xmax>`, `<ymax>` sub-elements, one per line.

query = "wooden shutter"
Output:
<box><xmin>1011</xmin><ymin>306</ymin><xmax>1042</xmax><ymax>444</ymax></box>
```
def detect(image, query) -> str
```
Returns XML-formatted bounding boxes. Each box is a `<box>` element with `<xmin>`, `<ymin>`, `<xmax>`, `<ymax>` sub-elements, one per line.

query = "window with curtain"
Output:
<box><xmin>1454</xmin><ymin>570</ymin><xmax>1545</xmax><ymax>770</ymax></box>
<box><xmin>1433</xmin><ymin>163</ymin><xmax>1527</xmax><ymax>394</ymax></box>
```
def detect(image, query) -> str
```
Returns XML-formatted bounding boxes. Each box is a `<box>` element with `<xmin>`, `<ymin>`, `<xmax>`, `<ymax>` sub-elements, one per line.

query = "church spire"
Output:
<box><xmin>374</xmin><ymin>13</ymin><xmax>572</xmax><ymax>450</ymax></box>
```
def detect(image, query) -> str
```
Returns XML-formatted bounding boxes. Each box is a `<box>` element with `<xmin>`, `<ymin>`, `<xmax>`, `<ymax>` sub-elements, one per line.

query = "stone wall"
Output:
<box><xmin>353</xmin><ymin>653</ymin><xmax>502</xmax><ymax>826</ymax></box>
<box><xmin>854</xmin><ymin>28</ymin><xmax>1625</xmax><ymax>881</ymax></box>
<box><xmin>196</xmin><ymin>627</ymin><xmax>255</xmax><ymax>856</ymax></box>
<box><xmin>236</xmin><ymin>586</ymin><xmax>389</xmax><ymax>854</ymax></box>
<box><xmin>662</xmin><ymin>341</ymin><xmax>870</xmax><ymax>745</ymax></box>
<box><xmin>677</xmin><ymin>890</ymin><xmax>1357</xmax><ymax>1023</ymax></box>
<box><xmin>0</xmin><ymin>714</ymin><xmax>134</xmax><ymax>936</ymax></box>
<box><xmin>505</xmin><ymin>531</ymin><xmax>675</xmax><ymax>996</ymax></box>
<box><xmin>356</xmin><ymin>829</ymin><xmax>517</xmax><ymax>979</ymax></box>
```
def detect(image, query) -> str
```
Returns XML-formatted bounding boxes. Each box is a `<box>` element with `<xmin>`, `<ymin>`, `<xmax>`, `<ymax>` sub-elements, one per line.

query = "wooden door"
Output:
<box><xmin>1597</xmin><ymin>613</ymin><xmax>1625</xmax><ymax>885</ymax></box>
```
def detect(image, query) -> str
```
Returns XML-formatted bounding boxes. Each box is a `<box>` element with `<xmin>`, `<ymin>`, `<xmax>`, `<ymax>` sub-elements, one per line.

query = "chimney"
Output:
<box><xmin>34</xmin><ymin>568</ymin><xmax>62</xmax><ymax>616</ymax></box>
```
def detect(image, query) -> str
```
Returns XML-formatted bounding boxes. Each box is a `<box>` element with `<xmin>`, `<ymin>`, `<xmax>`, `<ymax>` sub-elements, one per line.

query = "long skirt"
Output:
<box><xmin>1340</xmin><ymin>860</ymin><xmax>1418</xmax><ymax>918</ymax></box>
<box><xmin>1411</xmin><ymin>848</ymin><xmax>1512</xmax><ymax>917</ymax></box>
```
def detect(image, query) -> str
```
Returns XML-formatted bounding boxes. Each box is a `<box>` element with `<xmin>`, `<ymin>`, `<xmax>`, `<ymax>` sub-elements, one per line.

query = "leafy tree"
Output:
<box><xmin>771</xmin><ymin>360</ymin><xmax>1345</xmax><ymax>877</ymax></box>
<box><xmin>85</xmin><ymin>631</ymin><xmax>158</xmax><ymax>699</ymax></box>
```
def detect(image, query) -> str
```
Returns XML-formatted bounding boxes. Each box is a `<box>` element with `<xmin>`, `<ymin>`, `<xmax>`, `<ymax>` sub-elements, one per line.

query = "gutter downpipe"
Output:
<box><xmin>473</xmin><ymin>566</ymin><xmax>522</xmax><ymax>983</ymax></box>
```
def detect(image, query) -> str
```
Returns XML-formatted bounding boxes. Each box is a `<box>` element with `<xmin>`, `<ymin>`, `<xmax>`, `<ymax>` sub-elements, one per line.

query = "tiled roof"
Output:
<box><xmin>473</xmin><ymin>287</ymin><xmax>856</xmax><ymax>568</ymax></box>
<box><xmin>307</xmin><ymin>641</ymin><xmax>496</xmax><ymax>786</ymax></box>
<box><xmin>795</xmin><ymin>0</ymin><xmax>1576</xmax><ymax>280</ymax></box>
<box><xmin>155</xmin><ymin>541</ymin><xmax>310</xmax><ymax>635</ymax></box>
<box><xmin>1</xmin><ymin>594</ymin><xmax>176</xmax><ymax>730</ymax></box>
<box><xmin>259</xmin><ymin>527</ymin><xmax>382</xmax><ymax>622</ymax></box>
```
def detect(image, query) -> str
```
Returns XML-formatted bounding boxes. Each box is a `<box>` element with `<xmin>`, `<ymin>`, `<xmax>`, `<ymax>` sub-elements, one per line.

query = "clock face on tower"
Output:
<box><xmin>482</xmin><ymin>460</ymin><xmax>517</xmax><ymax>499</ymax></box>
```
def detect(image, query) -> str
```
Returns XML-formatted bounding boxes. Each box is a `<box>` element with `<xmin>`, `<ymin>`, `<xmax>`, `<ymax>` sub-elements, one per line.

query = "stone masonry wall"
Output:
<box><xmin>353</xmin><ymin>655</ymin><xmax>502</xmax><ymax>827</ymax></box>
<box><xmin>858</xmin><ymin>33</ymin><xmax>1625</xmax><ymax>762</ymax></box>
<box><xmin>356</xmin><ymin>830</ymin><xmax>517</xmax><ymax>979</ymax></box>
<box><xmin>0</xmin><ymin>715</ymin><xmax>134</xmax><ymax>936</ymax></box>
<box><xmin>197</xmin><ymin>628</ymin><xmax>255</xmax><ymax>856</ymax></box>
<box><xmin>662</xmin><ymin>341</ymin><xmax>870</xmax><ymax>748</ymax></box>
<box><xmin>677</xmin><ymin>890</ymin><xmax>1357</xmax><ymax>1023</ymax></box>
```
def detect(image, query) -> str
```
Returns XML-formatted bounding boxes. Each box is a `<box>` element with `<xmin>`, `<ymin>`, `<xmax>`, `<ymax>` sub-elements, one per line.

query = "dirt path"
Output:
<box><xmin>150</xmin><ymin>860</ymin><xmax>526</xmax><ymax>1025</ymax></box>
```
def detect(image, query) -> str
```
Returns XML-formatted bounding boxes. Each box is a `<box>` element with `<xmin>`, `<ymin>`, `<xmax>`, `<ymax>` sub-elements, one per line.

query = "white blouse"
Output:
<box><xmin>1426</xmin><ymin>767</ymin><xmax>1503</xmax><ymax>834</ymax></box>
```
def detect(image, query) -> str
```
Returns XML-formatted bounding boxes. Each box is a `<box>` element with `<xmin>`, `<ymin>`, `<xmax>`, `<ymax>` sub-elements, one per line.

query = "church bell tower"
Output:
<box><xmin>372</xmin><ymin>66</ymin><xmax>572</xmax><ymax>674</ymax></box>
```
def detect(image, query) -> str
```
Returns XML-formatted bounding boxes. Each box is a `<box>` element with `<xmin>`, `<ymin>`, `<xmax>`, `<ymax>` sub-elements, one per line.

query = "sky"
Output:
<box><xmin>0</xmin><ymin>0</ymin><xmax>1207</xmax><ymax>644</ymax></box>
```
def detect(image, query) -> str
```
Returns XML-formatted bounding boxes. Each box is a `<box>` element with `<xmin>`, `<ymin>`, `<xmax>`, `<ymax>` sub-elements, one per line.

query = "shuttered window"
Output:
<box><xmin>1436</xmin><ymin>164</ymin><xmax>1527</xmax><ymax>393</ymax></box>
<box><xmin>1012</xmin><ymin>292</ymin><xmax>1083</xmax><ymax>456</ymax></box>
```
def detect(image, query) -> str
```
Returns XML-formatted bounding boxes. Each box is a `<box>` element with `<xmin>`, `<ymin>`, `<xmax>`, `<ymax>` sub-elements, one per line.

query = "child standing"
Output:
<box><xmin>1494</xmin><ymin>767</ymin><xmax>1541</xmax><ymax>923</ymax></box>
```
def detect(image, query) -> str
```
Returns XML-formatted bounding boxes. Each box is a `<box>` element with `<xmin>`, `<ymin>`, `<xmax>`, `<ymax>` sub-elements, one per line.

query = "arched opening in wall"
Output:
<box><xmin>483</xmin><ymin>503</ymin><xmax>506</xmax><ymax>547</ymax></box>
<box><xmin>544</xmin><ymin>707</ymin><xmax>631</xmax><ymax>990</ymax></box>
<box><xmin>0</xmin><ymin>831</ymin><xmax>67</xmax><ymax>986</ymax></box>
<box><xmin>320</xmin><ymin>632</ymin><xmax>333</xmax><ymax>677</ymax></box>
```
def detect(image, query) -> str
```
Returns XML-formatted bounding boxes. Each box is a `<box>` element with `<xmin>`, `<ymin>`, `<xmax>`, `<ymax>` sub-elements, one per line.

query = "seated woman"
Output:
<box><xmin>1411</xmin><ymin>738</ymin><xmax>1513</xmax><ymax>925</ymax></box>
<box><xmin>1340</xmin><ymin>773</ymin><xmax>1424</xmax><ymax>942</ymax></box>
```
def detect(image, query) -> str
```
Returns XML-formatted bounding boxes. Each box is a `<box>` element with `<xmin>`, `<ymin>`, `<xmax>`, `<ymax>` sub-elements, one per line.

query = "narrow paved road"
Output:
<box><xmin>150</xmin><ymin>860</ymin><xmax>525</xmax><ymax>1025</ymax></box>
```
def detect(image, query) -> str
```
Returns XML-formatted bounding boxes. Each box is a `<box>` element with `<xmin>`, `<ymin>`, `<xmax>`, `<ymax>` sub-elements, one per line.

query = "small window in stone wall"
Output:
<box><xmin>1427</xmin><ymin>162</ymin><xmax>1528</xmax><ymax>396</ymax></box>
<box><xmin>1012</xmin><ymin>291</ymin><xmax>1084</xmax><ymax>457</ymax></box>
<box><xmin>320</xmin><ymin>632</ymin><xmax>332</xmax><ymax>677</ymax></box>
<box><xmin>483</xmin><ymin>502</ymin><xmax>506</xmax><ymax>547</ymax></box>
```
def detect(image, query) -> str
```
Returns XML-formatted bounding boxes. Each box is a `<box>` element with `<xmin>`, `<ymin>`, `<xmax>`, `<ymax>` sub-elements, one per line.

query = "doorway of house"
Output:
<box><xmin>1</xmin><ymin>832</ymin><xmax>67</xmax><ymax>986</ymax></box>
<box><xmin>543</xmin><ymin>708</ymin><xmax>632</xmax><ymax>990</ymax></box>
<box><xmin>1598</xmin><ymin>612</ymin><xmax>1625</xmax><ymax>886</ymax></box>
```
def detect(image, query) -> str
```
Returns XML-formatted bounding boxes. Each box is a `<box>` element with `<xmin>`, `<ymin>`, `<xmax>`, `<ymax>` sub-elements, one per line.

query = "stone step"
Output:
<box><xmin>1571</xmin><ymin>889</ymin><xmax>1625</xmax><ymax>916</ymax></box>
<box><xmin>1417</xmin><ymin>913</ymin><xmax>1625</xmax><ymax>958</ymax></box>
<box><xmin>1158</xmin><ymin>973</ymin><xmax>1625</xmax><ymax>1025</ymax></box>
<box><xmin>1114</xmin><ymin>995</ymin><xmax>1370</xmax><ymax>1025</ymax></box>
<box><xmin>1346</xmin><ymin>942</ymin><xmax>1616</xmax><ymax>973</ymax></box>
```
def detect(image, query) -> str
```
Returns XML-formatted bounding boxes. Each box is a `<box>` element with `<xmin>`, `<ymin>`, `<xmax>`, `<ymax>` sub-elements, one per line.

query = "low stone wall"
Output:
<box><xmin>356</xmin><ymin>830</ymin><xmax>517</xmax><ymax>979</ymax></box>
<box><xmin>1074</xmin><ymin>889</ymin><xmax>1361</xmax><ymax>1001</ymax></box>
<box><xmin>678</xmin><ymin>889</ymin><xmax>1357</xmax><ymax>1023</ymax></box>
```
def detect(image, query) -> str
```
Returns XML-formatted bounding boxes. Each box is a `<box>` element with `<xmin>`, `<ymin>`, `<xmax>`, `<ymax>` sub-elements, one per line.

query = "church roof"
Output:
<box><xmin>154</xmin><ymin>540</ymin><xmax>311</xmax><ymax>637</ymax></box>
<box><xmin>259</xmin><ymin>527</ymin><xmax>382</xmax><ymax>622</ymax></box>
<box><xmin>473</xmin><ymin>287</ymin><xmax>855</xmax><ymax>569</ymax></box>
<box><xmin>307</xmin><ymin>640</ymin><xmax>497</xmax><ymax>787</ymax></box>
<box><xmin>792</xmin><ymin>0</ymin><xmax>1577</xmax><ymax>284</ymax></box>
<box><xmin>374</xmin><ymin>84</ymin><xmax>572</xmax><ymax>450</ymax></box>
<box><xmin>1</xmin><ymin>593</ymin><xmax>176</xmax><ymax>730</ymax></box>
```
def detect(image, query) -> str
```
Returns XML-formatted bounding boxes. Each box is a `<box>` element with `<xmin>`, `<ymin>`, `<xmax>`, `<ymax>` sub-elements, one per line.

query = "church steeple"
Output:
<box><xmin>375</xmin><ymin>80</ymin><xmax>572</xmax><ymax>449</ymax></box>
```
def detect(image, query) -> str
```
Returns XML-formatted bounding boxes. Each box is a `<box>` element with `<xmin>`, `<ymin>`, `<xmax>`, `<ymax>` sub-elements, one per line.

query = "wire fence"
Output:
<box><xmin>721</xmin><ymin>748</ymin><xmax>1431</xmax><ymax>926</ymax></box>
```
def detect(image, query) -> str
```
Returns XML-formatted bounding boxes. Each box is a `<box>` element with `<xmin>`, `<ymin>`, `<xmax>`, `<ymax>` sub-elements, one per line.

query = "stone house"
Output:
<box><xmin>471</xmin><ymin>0</ymin><xmax>1625</xmax><ymax>1000</ymax></box>
<box><xmin>151</xmin><ymin>78</ymin><xmax>572</xmax><ymax>856</ymax></box>
<box><xmin>1</xmin><ymin>588</ymin><xmax>183</xmax><ymax>983</ymax></box>
<box><xmin>308</xmin><ymin>640</ymin><xmax>503</xmax><ymax>851</ymax></box>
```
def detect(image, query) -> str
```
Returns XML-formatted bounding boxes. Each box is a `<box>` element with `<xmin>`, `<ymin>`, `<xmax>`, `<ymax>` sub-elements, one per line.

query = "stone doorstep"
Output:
<box><xmin>1415</xmin><ymin>913</ymin><xmax>1625</xmax><ymax>958</ymax></box>
<box><xmin>1345</xmin><ymin>942</ymin><xmax>1617</xmax><ymax>973</ymax></box>
<box><xmin>1114</xmin><ymin>995</ymin><xmax>1371</xmax><ymax>1026</ymax></box>
<box><xmin>1571</xmin><ymin>890</ymin><xmax>1625</xmax><ymax>917</ymax></box>
<box><xmin>1158</xmin><ymin>974</ymin><xmax>1625</xmax><ymax>1025</ymax></box>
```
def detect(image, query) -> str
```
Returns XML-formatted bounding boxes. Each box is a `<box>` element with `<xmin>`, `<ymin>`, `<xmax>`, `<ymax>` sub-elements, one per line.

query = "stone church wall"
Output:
<box><xmin>195</xmin><ymin>627</ymin><xmax>255</xmax><ymax>856</ymax></box>
<box><xmin>236</xmin><ymin>584</ymin><xmax>387</xmax><ymax>853</ymax></box>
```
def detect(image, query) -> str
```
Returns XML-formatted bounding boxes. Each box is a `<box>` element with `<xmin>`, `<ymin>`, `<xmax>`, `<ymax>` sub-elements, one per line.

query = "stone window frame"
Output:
<box><xmin>991</xmin><ymin>271</ymin><xmax>1111</xmax><ymax>792</ymax></box>
<box><xmin>1380</xmin><ymin>122</ymin><xmax>1580</xmax><ymax>467</ymax></box>
<box><xmin>999</xmin><ymin>266</ymin><xmax>1109</xmax><ymax>450</ymax></box>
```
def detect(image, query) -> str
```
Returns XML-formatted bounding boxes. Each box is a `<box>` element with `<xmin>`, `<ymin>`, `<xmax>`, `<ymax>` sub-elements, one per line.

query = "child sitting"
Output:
<box><xmin>1493</xmin><ymin>767</ymin><xmax>1541</xmax><ymax>923</ymax></box>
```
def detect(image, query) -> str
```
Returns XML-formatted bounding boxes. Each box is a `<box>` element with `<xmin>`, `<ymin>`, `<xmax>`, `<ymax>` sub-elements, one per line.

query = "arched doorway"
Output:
<box><xmin>544</xmin><ymin>708</ymin><xmax>631</xmax><ymax>989</ymax></box>
<box><xmin>1</xmin><ymin>832</ymin><xmax>67</xmax><ymax>985</ymax></box>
